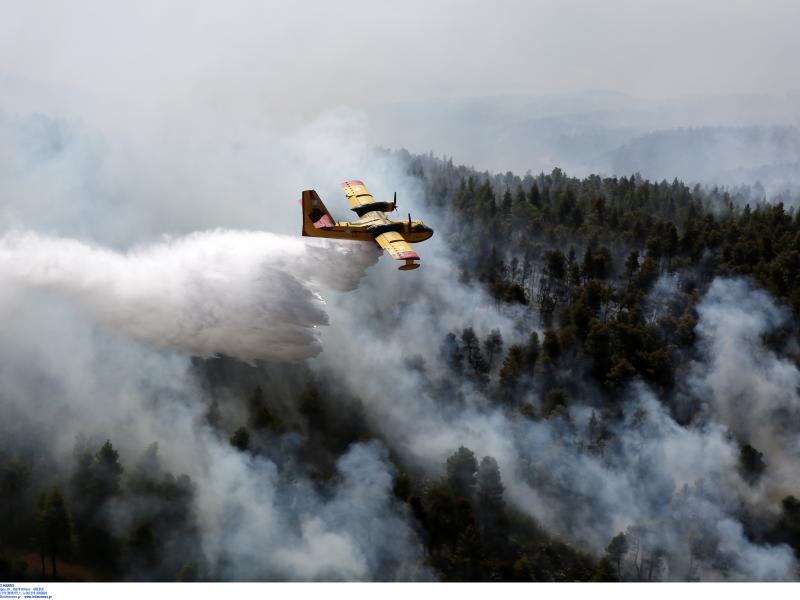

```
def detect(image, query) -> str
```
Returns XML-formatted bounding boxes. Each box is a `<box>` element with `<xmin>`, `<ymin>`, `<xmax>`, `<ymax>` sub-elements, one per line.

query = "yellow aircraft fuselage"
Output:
<box><xmin>300</xmin><ymin>185</ymin><xmax>433</xmax><ymax>270</ymax></box>
<box><xmin>302</xmin><ymin>212</ymin><xmax>434</xmax><ymax>244</ymax></box>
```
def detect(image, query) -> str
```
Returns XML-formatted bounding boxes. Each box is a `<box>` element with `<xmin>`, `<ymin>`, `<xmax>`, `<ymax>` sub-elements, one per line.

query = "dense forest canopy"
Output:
<box><xmin>3</xmin><ymin>151</ymin><xmax>800</xmax><ymax>582</ymax></box>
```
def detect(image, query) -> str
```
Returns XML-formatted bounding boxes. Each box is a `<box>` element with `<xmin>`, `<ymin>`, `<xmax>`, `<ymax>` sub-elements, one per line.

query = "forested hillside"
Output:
<box><xmin>3</xmin><ymin>152</ymin><xmax>800</xmax><ymax>582</ymax></box>
<box><xmin>402</xmin><ymin>151</ymin><xmax>800</xmax><ymax>389</ymax></box>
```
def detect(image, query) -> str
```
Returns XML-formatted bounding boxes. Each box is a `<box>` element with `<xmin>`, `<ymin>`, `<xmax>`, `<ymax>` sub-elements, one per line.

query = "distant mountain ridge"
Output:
<box><xmin>363</xmin><ymin>92</ymin><xmax>800</xmax><ymax>195</ymax></box>
<box><xmin>609</xmin><ymin>125</ymin><xmax>800</xmax><ymax>190</ymax></box>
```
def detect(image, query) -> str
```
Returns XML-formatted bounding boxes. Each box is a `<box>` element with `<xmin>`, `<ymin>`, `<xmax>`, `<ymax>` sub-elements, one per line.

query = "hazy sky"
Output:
<box><xmin>2</xmin><ymin>0</ymin><xmax>799</xmax><ymax>126</ymax></box>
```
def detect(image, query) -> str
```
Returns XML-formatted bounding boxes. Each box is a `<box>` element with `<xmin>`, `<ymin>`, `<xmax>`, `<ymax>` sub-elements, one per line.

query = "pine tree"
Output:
<box><xmin>524</xmin><ymin>331</ymin><xmax>540</xmax><ymax>375</ymax></box>
<box><xmin>247</xmin><ymin>385</ymin><xmax>279</xmax><ymax>431</ymax></box>
<box><xmin>461</xmin><ymin>327</ymin><xmax>489</xmax><ymax>376</ymax></box>
<box><xmin>230</xmin><ymin>427</ymin><xmax>250</xmax><ymax>452</ymax></box>
<box><xmin>37</xmin><ymin>488</ymin><xmax>73</xmax><ymax>581</ymax></box>
<box><xmin>499</xmin><ymin>345</ymin><xmax>523</xmax><ymax>389</ymax></box>
<box><xmin>483</xmin><ymin>329</ymin><xmax>504</xmax><ymax>371</ymax></box>
<box><xmin>606</xmin><ymin>532</ymin><xmax>628</xmax><ymax>580</ymax></box>
<box><xmin>446</xmin><ymin>447</ymin><xmax>478</xmax><ymax>499</ymax></box>
<box><xmin>90</xmin><ymin>440</ymin><xmax>123</xmax><ymax>500</ymax></box>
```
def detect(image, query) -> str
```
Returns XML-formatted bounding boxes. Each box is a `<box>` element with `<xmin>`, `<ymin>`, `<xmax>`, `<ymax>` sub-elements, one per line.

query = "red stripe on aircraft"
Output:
<box><xmin>313</xmin><ymin>214</ymin><xmax>335</xmax><ymax>229</ymax></box>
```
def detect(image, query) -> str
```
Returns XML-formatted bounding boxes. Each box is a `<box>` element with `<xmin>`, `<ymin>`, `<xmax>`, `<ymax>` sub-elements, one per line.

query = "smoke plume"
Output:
<box><xmin>316</xmin><ymin>265</ymin><xmax>800</xmax><ymax>580</ymax></box>
<box><xmin>2</xmin><ymin>43</ymin><xmax>800</xmax><ymax>580</ymax></box>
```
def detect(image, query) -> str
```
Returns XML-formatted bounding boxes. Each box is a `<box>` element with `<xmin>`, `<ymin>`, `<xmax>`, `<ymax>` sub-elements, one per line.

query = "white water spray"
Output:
<box><xmin>0</xmin><ymin>229</ymin><xmax>380</xmax><ymax>361</ymax></box>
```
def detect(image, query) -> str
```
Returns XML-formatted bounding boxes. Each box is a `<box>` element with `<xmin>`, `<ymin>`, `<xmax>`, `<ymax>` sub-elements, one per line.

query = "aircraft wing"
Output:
<box><xmin>341</xmin><ymin>180</ymin><xmax>375</xmax><ymax>211</ymax></box>
<box><xmin>374</xmin><ymin>231</ymin><xmax>419</xmax><ymax>261</ymax></box>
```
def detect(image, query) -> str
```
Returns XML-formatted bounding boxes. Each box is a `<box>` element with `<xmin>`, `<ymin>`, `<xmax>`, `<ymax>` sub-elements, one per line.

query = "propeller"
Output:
<box><xmin>393</xmin><ymin>191</ymin><xmax>397</xmax><ymax>211</ymax></box>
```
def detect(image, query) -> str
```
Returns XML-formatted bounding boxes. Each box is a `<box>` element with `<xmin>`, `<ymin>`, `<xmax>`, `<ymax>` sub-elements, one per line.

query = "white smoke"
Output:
<box><xmin>692</xmin><ymin>278</ymin><xmax>800</xmax><ymax>445</ymax></box>
<box><xmin>0</xmin><ymin>72</ymin><xmax>439</xmax><ymax>580</ymax></box>
<box><xmin>317</xmin><ymin>270</ymin><xmax>800</xmax><ymax>581</ymax></box>
<box><xmin>690</xmin><ymin>278</ymin><xmax>800</xmax><ymax>505</ymax></box>
<box><xmin>188</xmin><ymin>438</ymin><xmax>427</xmax><ymax>580</ymax></box>
<box><xmin>0</xmin><ymin>230</ymin><xmax>380</xmax><ymax>361</ymax></box>
<box><xmin>0</xmin><ymin>253</ymin><xmax>425</xmax><ymax>581</ymax></box>
<box><xmin>2</xmin><ymin>24</ymin><xmax>799</xmax><ymax>579</ymax></box>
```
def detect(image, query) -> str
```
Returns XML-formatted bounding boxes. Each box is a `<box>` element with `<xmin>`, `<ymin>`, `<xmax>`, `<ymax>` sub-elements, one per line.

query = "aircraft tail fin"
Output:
<box><xmin>301</xmin><ymin>190</ymin><xmax>335</xmax><ymax>236</ymax></box>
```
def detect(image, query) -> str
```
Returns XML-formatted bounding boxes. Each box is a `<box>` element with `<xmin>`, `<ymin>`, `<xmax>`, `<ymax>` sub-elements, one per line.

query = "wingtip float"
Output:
<box><xmin>300</xmin><ymin>180</ymin><xmax>433</xmax><ymax>271</ymax></box>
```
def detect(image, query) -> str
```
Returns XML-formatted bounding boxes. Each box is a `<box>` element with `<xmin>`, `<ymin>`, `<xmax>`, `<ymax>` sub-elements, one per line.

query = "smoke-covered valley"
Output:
<box><xmin>2</xmin><ymin>98</ymin><xmax>800</xmax><ymax>582</ymax></box>
<box><xmin>2</xmin><ymin>2</ymin><xmax>800</xmax><ymax>580</ymax></box>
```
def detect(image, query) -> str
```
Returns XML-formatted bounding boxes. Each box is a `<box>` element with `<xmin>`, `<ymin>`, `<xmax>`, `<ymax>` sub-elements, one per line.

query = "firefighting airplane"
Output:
<box><xmin>301</xmin><ymin>180</ymin><xmax>433</xmax><ymax>270</ymax></box>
